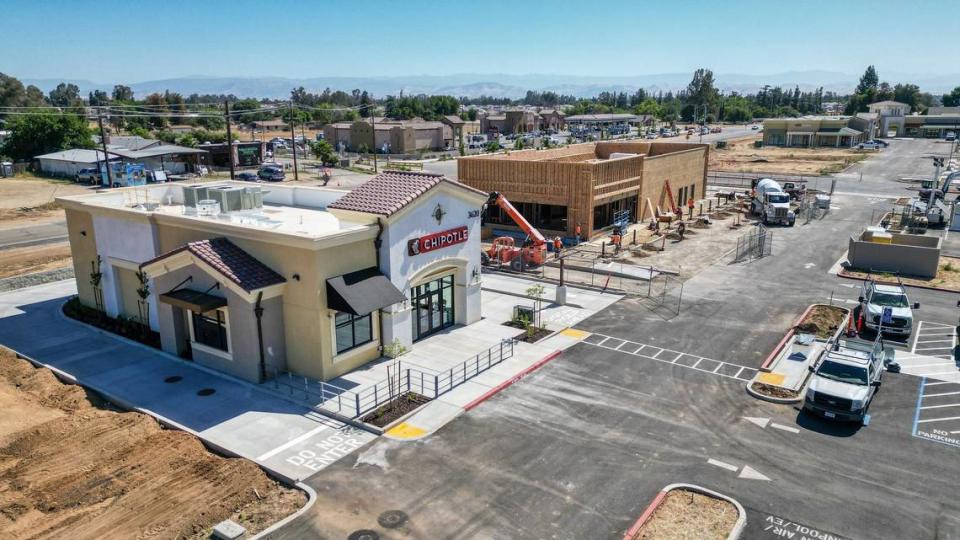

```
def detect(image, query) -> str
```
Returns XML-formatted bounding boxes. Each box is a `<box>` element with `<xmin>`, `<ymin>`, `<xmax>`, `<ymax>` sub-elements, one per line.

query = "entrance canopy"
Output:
<box><xmin>326</xmin><ymin>267</ymin><xmax>406</xmax><ymax>316</ymax></box>
<box><xmin>159</xmin><ymin>288</ymin><xmax>227</xmax><ymax>312</ymax></box>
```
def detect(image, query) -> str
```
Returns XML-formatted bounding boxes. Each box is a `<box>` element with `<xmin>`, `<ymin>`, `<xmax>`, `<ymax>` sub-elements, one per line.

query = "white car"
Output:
<box><xmin>858</xmin><ymin>141</ymin><xmax>881</xmax><ymax>150</ymax></box>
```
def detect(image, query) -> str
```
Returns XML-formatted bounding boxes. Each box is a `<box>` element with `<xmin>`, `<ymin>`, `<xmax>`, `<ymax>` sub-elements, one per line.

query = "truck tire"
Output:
<box><xmin>510</xmin><ymin>258</ymin><xmax>523</xmax><ymax>272</ymax></box>
<box><xmin>762</xmin><ymin>214</ymin><xmax>769</xmax><ymax>225</ymax></box>
<box><xmin>788</xmin><ymin>219</ymin><xmax>795</xmax><ymax>227</ymax></box>
<box><xmin>481</xmin><ymin>252</ymin><xmax>490</xmax><ymax>265</ymax></box>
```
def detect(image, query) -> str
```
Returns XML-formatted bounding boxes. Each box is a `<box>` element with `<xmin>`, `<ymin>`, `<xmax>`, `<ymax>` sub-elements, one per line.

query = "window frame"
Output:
<box><xmin>188</xmin><ymin>307</ymin><xmax>231</xmax><ymax>359</ymax></box>
<box><xmin>334</xmin><ymin>311</ymin><xmax>374</xmax><ymax>355</ymax></box>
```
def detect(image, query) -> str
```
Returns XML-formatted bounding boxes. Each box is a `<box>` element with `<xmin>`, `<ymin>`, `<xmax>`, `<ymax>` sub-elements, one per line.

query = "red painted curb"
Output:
<box><xmin>622</xmin><ymin>489</ymin><xmax>668</xmax><ymax>540</ymax></box>
<box><xmin>463</xmin><ymin>350</ymin><xmax>562</xmax><ymax>411</ymax></box>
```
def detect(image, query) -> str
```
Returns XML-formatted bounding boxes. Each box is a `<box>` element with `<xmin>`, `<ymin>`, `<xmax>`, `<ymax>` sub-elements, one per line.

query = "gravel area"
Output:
<box><xmin>0</xmin><ymin>267</ymin><xmax>74</xmax><ymax>293</ymax></box>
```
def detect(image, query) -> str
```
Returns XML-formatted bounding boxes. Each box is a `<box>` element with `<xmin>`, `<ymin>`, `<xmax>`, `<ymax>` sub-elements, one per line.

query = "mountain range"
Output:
<box><xmin>21</xmin><ymin>71</ymin><xmax>960</xmax><ymax>100</ymax></box>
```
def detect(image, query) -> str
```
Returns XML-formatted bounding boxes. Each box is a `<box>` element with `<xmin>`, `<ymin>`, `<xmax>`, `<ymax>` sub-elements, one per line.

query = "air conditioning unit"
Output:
<box><xmin>182</xmin><ymin>185</ymin><xmax>209</xmax><ymax>208</ymax></box>
<box><xmin>207</xmin><ymin>186</ymin><xmax>245</xmax><ymax>213</ymax></box>
<box><xmin>241</xmin><ymin>186</ymin><xmax>264</xmax><ymax>210</ymax></box>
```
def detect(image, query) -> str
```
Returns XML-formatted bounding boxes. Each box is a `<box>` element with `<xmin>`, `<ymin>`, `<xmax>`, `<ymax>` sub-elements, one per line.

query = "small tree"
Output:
<box><xmin>135</xmin><ymin>270</ymin><xmax>151</xmax><ymax>330</ymax></box>
<box><xmin>485</xmin><ymin>140</ymin><xmax>501</xmax><ymax>153</ymax></box>
<box><xmin>514</xmin><ymin>137</ymin><xmax>524</xmax><ymax>150</ymax></box>
<box><xmin>525</xmin><ymin>283</ymin><xmax>546</xmax><ymax>329</ymax></box>
<box><xmin>89</xmin><ymin>256</ymin><xmax>104</xmax><ymax>314</ymax></box>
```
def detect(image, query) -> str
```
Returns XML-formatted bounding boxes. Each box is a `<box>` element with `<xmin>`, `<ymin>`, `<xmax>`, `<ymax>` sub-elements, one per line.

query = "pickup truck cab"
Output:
<box><xmin>804</xmin><ymin>339</ymin><xmax>886</xmax><ymax>422</ymax></box>
<box><xmin>860</xmin><ymin>281</ymin><xmax>918</xmax><ymax>337</ymax></box>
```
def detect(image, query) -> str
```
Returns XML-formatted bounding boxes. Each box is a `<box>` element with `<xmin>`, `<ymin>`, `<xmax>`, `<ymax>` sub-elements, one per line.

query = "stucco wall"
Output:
<box><xmin>91</xmin><ymin>213</ymin><xmax>161</xmax><ymax>329</ymax></box>
<box><xmin>848</xmin><ymin>234</ymin><xmax>941</xmax><ymax>278</ymax></box>
<box><xmin>64</xmin><ymin>208</ymin><xmax>99</xmax><ymax>308</ymax></box>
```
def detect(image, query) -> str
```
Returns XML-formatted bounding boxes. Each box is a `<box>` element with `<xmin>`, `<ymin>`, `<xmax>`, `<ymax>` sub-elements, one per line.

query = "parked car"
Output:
<box><xmin>860</xmin><ymin>280</ymin><xmax>918</xmax><ymax>337</ymax></box>
<box><xmin>803</xmin><ymin>339</ymin><xmax>887</xmax><ymax>422</ymax></box>
<box><xmin>710</xmin><ymin>127</ymin><xmax>722</xmax><ymax>133</ymax></box>
<box><xmin>946</xmin><ymin>132</ymin><xmax>957</xmax><ymax>142</ymax></box>
<box><xmin>645</xmin><ymin>132</ymin><xmax>659</xmax><ymax>139</ymax></box>
<box><xmin>872</xmin><ymin>139</ymin><xmax>890</xmax><ymax>147</ymax></box>
<box><xmin>751</xmin><ymin>125</ymin><xmax>760</xmax><ymax>130</ymax></box>
<box><xmin>858</xmin><ymin>141</ymin><xmax>881</xmax><ymax>150</ymax></box>
<box><xmin>236</xmin><ymin>172</ymin><xmax>259</xmax><ymax>182</ymax></box>
<box><xmin>75</xmin><ymin>167</ymin><xmax>99</xmax><ymax>184</ymax></box>
<box><xmin>258</xmin><ymin>166</ymin><xmax>285</xmax><ymax>182</ymax></box>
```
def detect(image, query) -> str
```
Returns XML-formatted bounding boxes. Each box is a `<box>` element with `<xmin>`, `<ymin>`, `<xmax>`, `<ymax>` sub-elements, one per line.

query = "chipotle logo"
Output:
<box><xmin>408</xmin><ymin>226</ymin><xmax>468</xmax><ymax>256</ymax></box>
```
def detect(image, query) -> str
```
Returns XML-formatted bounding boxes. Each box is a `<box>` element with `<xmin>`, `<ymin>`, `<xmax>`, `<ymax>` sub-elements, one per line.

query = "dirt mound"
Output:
<box><xmin>0</xmin><ymin>349</ymin><xmax>306</xmax><ymax>540</ymax></box>
<box><xmin>795</xmin><ymin>305</ymin><xmax>847</xmax><ymax>339</ymax></box>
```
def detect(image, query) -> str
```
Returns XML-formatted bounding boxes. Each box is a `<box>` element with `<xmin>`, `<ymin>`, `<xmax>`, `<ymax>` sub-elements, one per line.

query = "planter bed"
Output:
<box><xmin>361</xmin><ymin>392</ymin><xmax>431</xmax><ymax>428</ymax></box>
<box><xmin>63</xmin><ymin>297</ymin><xmax>161</xmax><ymax>349</ymax></box>
<box><xmin>794</xmin><ymin>304</ymin><xmax>846</xmax><ymax>339</ymax></box>
<box><xmin>502</xmin><ymin>320</ymin><xmax>552</xmax><ymax>343</ymax></box>
<box><xmin>631</xmin><ymin>486</ymin><xmax>742</xmax><ymax>540</ymax></box>
<box><xmin>749</xmin><ymin>381</ymin><xmax>799</xmax><ymax>400</ymax></box>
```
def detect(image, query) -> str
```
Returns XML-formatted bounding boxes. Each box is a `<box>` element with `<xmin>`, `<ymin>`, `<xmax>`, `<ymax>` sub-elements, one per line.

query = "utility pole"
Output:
<box><xmin>224</xmin><ymin>100</ymin><xmax>235</xmax><ymax>179</ymax></box>
<box><xmin>288</xmin><ymin>102</ymin><xmax>299</xmax><ymax>181</ymax></box>
<box><xmin>371</xmin><ymin>110</ymin><xmax>378</xmax><ymax>173</ymax></box>
<box><xmin>97</xmin><ymin>110</ymin><xmax>113</xmax><ymax>187</ymax></box>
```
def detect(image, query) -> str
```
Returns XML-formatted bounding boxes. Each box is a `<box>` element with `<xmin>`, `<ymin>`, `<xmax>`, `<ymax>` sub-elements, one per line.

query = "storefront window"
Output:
<box><xmin>335</xmin><ymin>312</ymin><xmax>373</xmax><ymax>354</ymax></box>
<box><xmin>191</xmin><ymin>309</ymin><xmax>228</xmax><ymax>352</ymax></box>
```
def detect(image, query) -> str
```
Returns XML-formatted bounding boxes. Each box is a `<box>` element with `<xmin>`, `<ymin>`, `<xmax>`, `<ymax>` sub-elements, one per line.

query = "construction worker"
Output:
<box><xmin>611</xmin><ymin>226</ymin><xmax>622</xmax><ymax>252</ymax></box>
<box><xmin>553</xmin><ymin>237</ymin><xmax>563</xmax><ymax>259</ymax></box>
<box><xmin>575</xmin><ymin>223</ymin><xmax>582</xmax><ymax>245</ymax></box>
<box><xmin>677</xmin><ymin>221</ymin><xmax>686</xmax><ymax>241</ymax></box>
<box><xmin>687</xmin><ymin>197</ymin><xmax>695</xmax><ymax>219</ymax></box>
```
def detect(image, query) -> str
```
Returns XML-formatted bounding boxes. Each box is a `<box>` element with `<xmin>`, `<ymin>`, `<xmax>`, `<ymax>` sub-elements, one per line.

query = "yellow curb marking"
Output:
<box><xmin>386</xmin><ymin>422</ymin><xmax>427</xmax><ymax>439</ymax></box>
<box><xmin>757</xmin><ymin>372</ymin><xmax>786</xmax><ymax>385</ymax></box>
<box><xmin>560</xmin><ymin>328</ymin><xmax>589</xmax><ymax>339</ymax></box>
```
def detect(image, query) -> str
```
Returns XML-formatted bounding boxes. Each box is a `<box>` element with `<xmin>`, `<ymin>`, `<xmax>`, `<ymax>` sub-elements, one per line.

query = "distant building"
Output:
<box><xmin>566</xmin><ymin>113</ymin><xmax>646</xmax><ymax>135</ymax></box>
<box><xmin>35</xmin><ymin>138</ymin><xmax>207</xmax><ymax>179</ymax></box>
<box><xmin>479</xmin><ymin>108</ymin><xmax>566</xmax><ymax>135</ymax></box>
<box><xmin>866</xmin><ymin>101</ymin><xmax>960</xmax><ymax>138</ymax></box>
<box><xmin>323</xmin><ymin>118</ymin><xmax>453</xmax><ymax>154</ymax></box>
<box><xmin>34</xmin><ymin>149</ymin><xmax>119</xmax><ymax>178</ymax></box>
<box><xmin>762</xmin><ymin>116</ymin><xmax>868</xmax><ymax>148</ymax></box>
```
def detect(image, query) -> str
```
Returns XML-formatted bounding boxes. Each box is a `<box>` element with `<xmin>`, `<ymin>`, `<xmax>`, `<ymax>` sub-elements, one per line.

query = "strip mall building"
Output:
<box><xmin>58</xmin><ymin>172</ymin><xmax>487</xmax><ymax>383</ymax></box>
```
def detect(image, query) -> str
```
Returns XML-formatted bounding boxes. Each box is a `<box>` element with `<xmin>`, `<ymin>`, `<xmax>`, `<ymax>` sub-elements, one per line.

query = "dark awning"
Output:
<box><xmin>159</xmin><ymin>288</ymin><xmax>228</xmax><ymax>313</ymax></box>
<box><xmin>326</xmin><ymin>267</ymin><xmax>406</xmax><ymax>316</ymax></box>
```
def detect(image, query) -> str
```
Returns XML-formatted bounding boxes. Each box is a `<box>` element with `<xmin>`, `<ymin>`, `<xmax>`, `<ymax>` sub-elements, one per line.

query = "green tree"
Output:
<box><xmin>514</xmin><ymin>137</ymin><xmax>524</xmax><ymax>150</ymax></box>
<box><xmin>112</xmin><ymin>85</ymin><xmax>134</xmax><ymax>102</ymax></box>
<box><xmin>310</xmin><ymin>139</ymin><xmax>338</xmax><ymax>166</ymax></box>
<box><xmin>893</xmin><ymin>83</ymin><xmax>922</xmax><ymax>110</ymax></box>
<box><xmin>1</xmin><ymin>112</ymin><xmax>93</xmax><ymax>160</ymax></box>
<box><xmin>943</xmin><ymin>86</ymin><xmax>960</xmax><ymax>107</ymax></box>
<box><xmin>47</xmin><ymin>83</ymin><xmax>83</xmax><ymax>108</ymax></box>
<box><xmin>88</xmin><ymin>89</ymin><xmax>109</xmax><ymax>106</ymax></box>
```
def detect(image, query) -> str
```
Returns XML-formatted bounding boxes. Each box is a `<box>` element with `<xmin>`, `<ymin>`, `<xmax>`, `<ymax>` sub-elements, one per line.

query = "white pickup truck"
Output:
<box><xmin>860</xmin><ymin>280</ymin><xmax>918</xmax><ymax>337</ymax></box>
<box><xmin>804</xmin><ymin>339</ymin><xmax>887</xmax><ymax>422</ymax></box>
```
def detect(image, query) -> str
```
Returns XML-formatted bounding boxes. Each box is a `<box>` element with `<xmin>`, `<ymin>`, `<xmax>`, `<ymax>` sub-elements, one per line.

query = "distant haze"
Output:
<box><xmin>21</xmin><ymin>71</ymin><xmax>960</xmax><ymax>100</ymax></box>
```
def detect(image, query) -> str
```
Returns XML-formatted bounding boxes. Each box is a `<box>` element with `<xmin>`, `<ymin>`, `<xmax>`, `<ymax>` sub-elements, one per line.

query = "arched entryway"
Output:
<box><xmin>406</xmin><ymin>259</ymin><xmax>467</xmax><ymax>341</ymax></box>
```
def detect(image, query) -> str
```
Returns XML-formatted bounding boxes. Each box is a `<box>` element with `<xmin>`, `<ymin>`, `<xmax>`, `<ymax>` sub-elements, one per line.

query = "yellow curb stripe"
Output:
<box><xmin>386</xmin><ymin>422</ymin><xmax>427</xmax><ymax>439</ymax></box>
<box><xmin>757</xmin><ymin>372</ymin><xmax>786</xmax><ymax>385</ymax></box>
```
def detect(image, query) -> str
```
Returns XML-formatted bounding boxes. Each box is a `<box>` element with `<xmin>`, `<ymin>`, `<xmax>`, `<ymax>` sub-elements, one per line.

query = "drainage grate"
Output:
<box><xmin>164</xmin><ymin>376</ymin><xmax>183</xmax><ymax>383</ymax></box>
<box><xmin>197</xmin><ymin>388</ymin><xmax>216</xmax><ymax>396</ymax></box>
<box><xmin>347</xmin><ymin>531</ymin><xmax>379</xmax><ymax>540</ymax></box>
<box><xmin>377</xmin><ymin>510</ymin><xmax>408</xmax><ymax>529</ymax></box>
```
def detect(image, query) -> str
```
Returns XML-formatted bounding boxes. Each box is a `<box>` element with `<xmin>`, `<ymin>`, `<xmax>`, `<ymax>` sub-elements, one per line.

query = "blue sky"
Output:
<box><xmin>2</xmin><ymin>0</ymin><xmax>958</xmax><ymax>82</ymax></box>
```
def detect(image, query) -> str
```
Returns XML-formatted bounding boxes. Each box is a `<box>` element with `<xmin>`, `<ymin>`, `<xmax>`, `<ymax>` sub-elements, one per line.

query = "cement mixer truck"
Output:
<box><xmin>751</xmin><ymin>178</ymin><xmax>796</xmax><ymax>226</ymax></box>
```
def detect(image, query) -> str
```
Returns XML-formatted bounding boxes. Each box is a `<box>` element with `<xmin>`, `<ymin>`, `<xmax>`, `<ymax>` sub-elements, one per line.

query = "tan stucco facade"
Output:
<box><xmin>64</xmin><ymin>207</ymin><xmax>99</xmax><ymax>308</ymax></box>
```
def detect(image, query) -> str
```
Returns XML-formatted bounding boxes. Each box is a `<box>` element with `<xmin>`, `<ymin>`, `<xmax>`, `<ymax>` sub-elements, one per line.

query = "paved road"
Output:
<box><xmin>0</xmin><ymin>220</ymin><xmax>68</xmax><ymax>250</ymax></box>
<box><xmin>267</xmin><ymin>138</ymin><xmax>960</xmax><ymax>539</ymax></box>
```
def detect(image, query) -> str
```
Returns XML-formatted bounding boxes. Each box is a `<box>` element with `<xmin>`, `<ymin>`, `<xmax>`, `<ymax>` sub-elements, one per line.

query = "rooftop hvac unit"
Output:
<box><xmin>241</xmin><ymin>186</ymin><xmax>264</xmax><ymax>211</ymax></box>
<box><xmin>182</xmin><ymin>185</ymin><xmax>209</xmax><ymax>208</ymax></box>
<box><xmin>207</xmin><ymin>186</ymin><xmax>245</xmax><ymax>214</ymax></box>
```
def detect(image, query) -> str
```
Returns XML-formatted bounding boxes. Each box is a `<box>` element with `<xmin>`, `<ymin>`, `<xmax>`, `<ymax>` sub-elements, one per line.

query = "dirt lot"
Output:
<box><xmin>710</xmin><ymin>135</ymin><xmax>869</xmax><ymax>175</ymax></box>
<box><xmin>0</xmin><ymin>349</ymin><xmax>306</xmax><ymax>540</ymax></box>
<box><xmin>634</xmin><ymin>489</ymin><xmax>738</xmax><ymax>539</ymax></box>
<box><xmin>0</xmin><ymin>244</ymin><xmax>72</xmax><ymax>280</ymax></box>
<box><xmin>841</xmin><ymin>256</ymin><xmax>960</xmax><ymax>292</ymax></box>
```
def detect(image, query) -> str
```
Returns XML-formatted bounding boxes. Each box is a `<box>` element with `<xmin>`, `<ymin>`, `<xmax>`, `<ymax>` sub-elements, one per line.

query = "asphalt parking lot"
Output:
<box><xmin>270</xmin><ymin>138</ymin><xmax>960</xmax><ymax>539</ymax></box>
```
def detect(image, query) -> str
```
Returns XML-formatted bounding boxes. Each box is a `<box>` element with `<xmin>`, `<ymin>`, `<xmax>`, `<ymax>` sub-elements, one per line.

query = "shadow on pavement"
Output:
<box><xmin>795</xmin><ymin>409</ymin><xmax>862</xmax><ymax>437</ymax></box>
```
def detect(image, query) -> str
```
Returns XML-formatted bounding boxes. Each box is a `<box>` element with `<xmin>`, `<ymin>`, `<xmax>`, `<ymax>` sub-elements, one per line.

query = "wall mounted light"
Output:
<box><xmin>80</xmin><ymin>230</ymin><xmax>87</xmax><ymax>236</ymax></box>
<box><xmin>292</xmin><ymin>273</ymin><xmax>301</xmax><ymax>281</ymax></box>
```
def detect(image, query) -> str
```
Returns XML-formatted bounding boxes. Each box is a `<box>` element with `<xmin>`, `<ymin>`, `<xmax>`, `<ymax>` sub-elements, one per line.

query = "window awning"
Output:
<box><xmin>326</xmin><ymin>267</ymin><xmax>406</xmax><ymax>316</ymax></box>
<box><xmin>159</xmin><ymin>288</ymin><xmax>227</xmax><ymax>313</ymax></box>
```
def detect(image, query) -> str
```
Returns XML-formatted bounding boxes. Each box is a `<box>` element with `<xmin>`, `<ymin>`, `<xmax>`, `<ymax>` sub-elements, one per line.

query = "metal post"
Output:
<box><xmin>224</xmin><ymin>101</ymin><xmax>235</xmax><ymax>179</ymax></box>
<box><xmin>434</xmin><ymin>374</ymin><xmax>439</xmax><ymax>397</ymax></box>
<box><xmin>355</xmin><ymin>394</ymin><xmax>361</xmax><ymax>417</ymax></box>
<box><xmin>289</xmin><ymin>101</ymin><xmax>299</xmax><ymax>181</ymax></box>
<box><xmin>96</xmin><ymin>111</ymin><xmax>114</xmax><ymax>187</ymax></box>
<box><xmin>406</xmin><ymin>368</ymin><xmax>411</xmax><ymax>392</ymax></box>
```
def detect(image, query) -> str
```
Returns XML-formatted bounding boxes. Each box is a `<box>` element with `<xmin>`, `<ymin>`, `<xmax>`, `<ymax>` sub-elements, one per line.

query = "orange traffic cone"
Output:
<box><xmin>847</xmin><ymin>312</ymin><xmax>858</xmax><ymax>337</ymax></box>
<box><xmin>856</xmin><ymin>311</ymin><xmax>864</xmax><ymax>334</ymax></box>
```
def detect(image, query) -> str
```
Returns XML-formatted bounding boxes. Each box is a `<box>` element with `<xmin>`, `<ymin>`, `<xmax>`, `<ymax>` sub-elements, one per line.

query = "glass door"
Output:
<box><xmin>411</xmin><ymin>275</ymin><xmax>456</xmax><ymax>341</ymax></box>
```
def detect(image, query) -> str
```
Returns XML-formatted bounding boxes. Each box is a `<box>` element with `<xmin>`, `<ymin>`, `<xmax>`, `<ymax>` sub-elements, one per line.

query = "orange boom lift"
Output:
<box><xmin>482</xmin><ymin>191</ymin><xmax>548</xmax><ymax>271</ymax></box>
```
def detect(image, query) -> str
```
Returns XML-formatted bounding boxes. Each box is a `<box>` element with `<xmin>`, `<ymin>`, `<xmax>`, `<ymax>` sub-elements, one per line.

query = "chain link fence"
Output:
<box><xmin>731</xmin><ymin>225</ymin><xmax>773</xmax><ymax>262</ymax></box>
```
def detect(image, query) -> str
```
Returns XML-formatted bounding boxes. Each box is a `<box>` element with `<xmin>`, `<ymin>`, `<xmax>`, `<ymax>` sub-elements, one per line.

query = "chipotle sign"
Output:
<box><xmin>408</xmin><ymin>226</ymin><xmax>468</xmax><ymax>256</ymax></box>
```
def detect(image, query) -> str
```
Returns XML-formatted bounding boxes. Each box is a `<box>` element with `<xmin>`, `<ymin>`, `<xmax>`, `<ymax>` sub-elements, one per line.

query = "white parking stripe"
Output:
<box><xmin>256</xmin><ymin>424</ymin><xmax>329</xmax><ymax>461</ymax></box>
<box><xmin>584</xmin><ymin>333</ymin><xmax>753</xmax><ymax>382</ymax></box>
<box><xmin>925</xmin><ymin>381</ymin><xmax>960</xmax><ymax>386</ymax></box>
<box><xmin>908</xmin><ymin>362</ymin><xmax>957</xmax><ymax>368</ymax></box>
<box><xmin>917</xmin><ymin>339</ymin><xmax>955</xmax><ymax>344</ymax></box>
<box><xmin>918</xmin><ymin>416</ymin><xmax>960</xmax><ymax>423</ymax></box>
<box><xmin>925</xmin><ymin>391</ymin><xmax>960</xmax><ymax>398</ymax></box>
<box><xmin>920</xmin><ymin>403</ymin><xmax>960</xmax><ymax>410</ymax></box>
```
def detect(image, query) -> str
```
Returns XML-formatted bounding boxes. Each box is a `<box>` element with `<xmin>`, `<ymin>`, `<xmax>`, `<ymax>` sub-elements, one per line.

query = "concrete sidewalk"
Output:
<box><xmin>0</xmin><ymin>281</ymin><xmax>374</xmax><ymax>482</ymax></box>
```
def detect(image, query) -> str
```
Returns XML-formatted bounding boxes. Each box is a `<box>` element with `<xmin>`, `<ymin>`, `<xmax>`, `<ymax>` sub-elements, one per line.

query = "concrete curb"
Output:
<box><xmin>3</xmin><ymin>345</ymin><xmax>316</xmax><ymax>537</ymax></box>
<box><xmin>837</xmin><ymin>268</ymin><xmax>960</xmax><ymax>293</ymax></box>
<box><xmin>463</xmin><ymin>350</ymin><xmax>562</xmax><ymax>411</ymax></box>
<box><xmin>622</xmin><ymin>483</ymin><xmax>747</xmax><ymax>540</ymax></box>
<box><xmin>249</xmin><ymin>482</ymin><xmax>317</xmax><ymax>540</ymax></box>
<box><xmin>745</xmin><ymin>380</ymin><xmax>803</xmax><ymax>405</ymax></box>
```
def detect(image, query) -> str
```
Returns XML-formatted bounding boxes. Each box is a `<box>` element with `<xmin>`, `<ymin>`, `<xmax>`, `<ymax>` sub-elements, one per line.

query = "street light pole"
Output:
<box><xmin>97</xmin><ymin>109</ymin><xmax>113</xmax><ymax>187</ymax></box>
<box><xmin>289</xmin><ymin>101</ymin><xmax>299</xmax><ymax>181</ymax></box>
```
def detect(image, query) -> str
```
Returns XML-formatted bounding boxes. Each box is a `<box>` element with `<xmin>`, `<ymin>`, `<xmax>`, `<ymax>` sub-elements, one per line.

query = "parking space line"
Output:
<box><xmin>917</xmin><ymin>339</ymin><xmax>954</xmax><ymax>344</ymax></box>
<box><xmin>690</xmin><ymin>358</ymin><xmax>702</xmax><ymax>369</ymax></box>
<box><xmin>615</xmin><ymin>341</ymin><xmax>628</xmax><ymax>350</ymax></box>
<box><xmin>908</xmin><ymin>361</ymin><xmax>957</xmax><ymax>368</ymax></box>
<box><xmin>733</xmin><ymin>366</ymin><xmax>745</xmax><ymax>378</ymax></box>
<box><xmin>925</xmin><ymin>381</ymin><xmax>959</xmax><ymax>386</ymax></box>
<box><xmin>583</xmin><ymin>333</ymin><xmax>754</xmax><ymax>382</ymax></box>
<box><xmin>712</xmin><ymin>363</ymin><xmax>724</xmax><ymax>373</ymax></box>
<box><xmin>917</xmin><ymin>416</ymin><xmax>960</xmax><ymax>424</ymax></box>
<box><xmin>919</xmin><ymin>403</ymin><xmax>960</xmax><ymax>410</ymax></box>
<box><xmin>925</xmin><ymin>391</ymin><xmax>960</xmax><ymax>398</ymax></box>
<box><xmin>669</xmin><ymin>352</ymin><xmax>683</xmax><ymax>363</ymax></box>
<box><xmin>595</xmin><ymin>336</ymin><xmax>610</xmax><ymax>346</ymax></box>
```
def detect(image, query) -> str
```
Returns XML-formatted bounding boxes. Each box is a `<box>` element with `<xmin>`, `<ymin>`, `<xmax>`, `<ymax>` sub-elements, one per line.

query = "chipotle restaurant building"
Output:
<box><xmin>58</xmin><ymin>171</ymin><xmax>488</xmax><ymax>384</ymax></box>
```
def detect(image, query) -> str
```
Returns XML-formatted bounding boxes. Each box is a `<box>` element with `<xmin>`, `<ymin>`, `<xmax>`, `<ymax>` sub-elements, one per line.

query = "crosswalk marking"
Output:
<box><xmin>582</xmin><ymin>332</ymin><xmax>757</xmax><ymax>382</ymax></box>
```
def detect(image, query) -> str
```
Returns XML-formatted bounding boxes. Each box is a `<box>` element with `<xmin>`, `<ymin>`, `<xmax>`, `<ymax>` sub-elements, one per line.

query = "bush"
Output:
<box><xmin>63</xmin><ymin>297</ymin><xmax>161</xmax><ymax>349</ymax></box>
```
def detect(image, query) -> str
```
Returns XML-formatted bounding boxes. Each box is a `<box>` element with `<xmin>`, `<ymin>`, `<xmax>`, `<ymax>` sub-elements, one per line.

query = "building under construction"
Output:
<box><xmin>458</xmin><ymin>141</ymin><xmax>709</xmax><ymax>241</ymax></box>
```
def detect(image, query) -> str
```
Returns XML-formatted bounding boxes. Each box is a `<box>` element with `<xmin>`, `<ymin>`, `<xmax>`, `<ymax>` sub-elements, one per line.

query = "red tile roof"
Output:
<box><xmin>141</xmin><ymin>238</ymin><xmax>285</xmax><ymax>292</ymax></box>
<box><xmin>328</xmin><ymin>171</ymin><xmax>487</xmax><ymax>217</ymax></box>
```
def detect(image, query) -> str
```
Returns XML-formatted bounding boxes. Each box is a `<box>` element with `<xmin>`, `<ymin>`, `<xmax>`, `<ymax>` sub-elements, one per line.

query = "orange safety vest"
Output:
<box><xmin>575</xmin><ymin>225</ymin><xmax>582</xmax><ymax>236</ymax></box>
<box><xmin>687</xmin><ymin>198</ymin><xmax>694</xmax><ymax>209</ymax></box>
